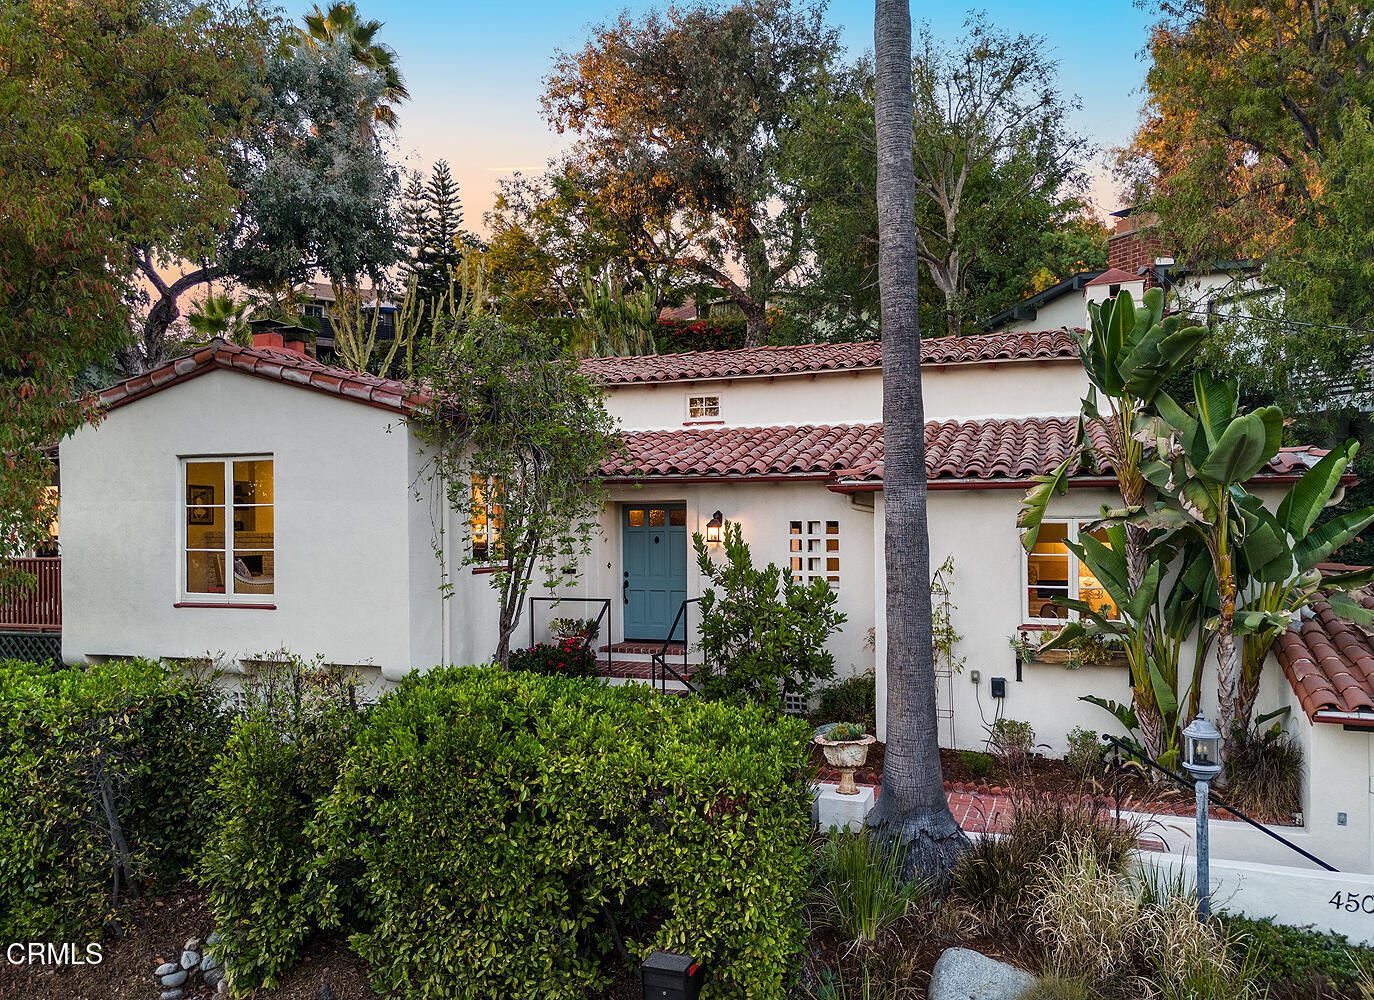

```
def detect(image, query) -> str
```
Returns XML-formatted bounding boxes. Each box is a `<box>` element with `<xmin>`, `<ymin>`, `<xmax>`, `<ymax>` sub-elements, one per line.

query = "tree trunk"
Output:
<box><xmin>741</xmin><ymin>300</ymin><xmax>767</xmax><ymax>348</ymax></box>
<box><xmin>865</xmin><ymin>0</ymin><xmax>967</xmax><ymax>884</ymax></box>
<box><xmin>1215</xmin><ymin>542</ymin><xmax>1239</xmax><ymax>765</ymax></box>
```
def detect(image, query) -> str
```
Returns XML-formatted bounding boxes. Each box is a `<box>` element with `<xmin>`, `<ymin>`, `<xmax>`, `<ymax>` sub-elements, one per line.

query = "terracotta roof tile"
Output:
<box><xmin>578</xmin><ymin>330</ymin><xmax>1080</xmax><ymax>385</ymax></box>
<box><xmin>98</xmin><ymin>340</ymin><xmax>431</xmax><ymax>416</ymax></box>
<box><xmin>604</xmin><ymin>420</ymin><xmax>1338</xmax><ymax>485</ymax></box>
<box><xmin>1277</xmin><ymin>597</ymin><xmax>1374</xmax><ymax>721</ymax></box>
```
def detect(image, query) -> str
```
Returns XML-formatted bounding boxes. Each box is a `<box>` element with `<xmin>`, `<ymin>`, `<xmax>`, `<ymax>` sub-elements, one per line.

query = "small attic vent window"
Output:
<box><xmin>688</xmin><ymin>395</ymin><xmax>720</xmax><ymax>419</ymax></box>
<box><xmin>1109</xmin><ymin>283</ymin><xmax>1121</xmax><ymax>296</ymax></box>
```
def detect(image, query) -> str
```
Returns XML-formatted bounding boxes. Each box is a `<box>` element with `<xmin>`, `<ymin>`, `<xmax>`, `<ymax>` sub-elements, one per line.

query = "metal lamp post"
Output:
<box><xmin>1181</xmin><ymin>713</ymin><xmax>1223</xmax><ymax>920</ymax></box>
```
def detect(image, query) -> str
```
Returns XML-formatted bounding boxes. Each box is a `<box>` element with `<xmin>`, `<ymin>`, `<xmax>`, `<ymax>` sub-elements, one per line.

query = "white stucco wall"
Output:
<box><xmin>60</xmin><ymin>371</ymin><xmax>420</xmax><ymax>672</ymax></box>
<box><xmin>990</xmin><ymin>294</ymin><xmax>1088</xmax><ymax>336</ymax></box>
<box><xmin>601</xmin><ymin>360</ymin><xmax>1089</xmax><ymax>430</ymax></box>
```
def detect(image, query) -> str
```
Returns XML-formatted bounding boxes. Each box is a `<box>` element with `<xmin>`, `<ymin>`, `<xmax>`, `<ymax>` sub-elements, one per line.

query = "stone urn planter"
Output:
<box><xmin>815</xmin><ymin>724</ymin><xmax>876</xmax><ymax>796</ymax></box>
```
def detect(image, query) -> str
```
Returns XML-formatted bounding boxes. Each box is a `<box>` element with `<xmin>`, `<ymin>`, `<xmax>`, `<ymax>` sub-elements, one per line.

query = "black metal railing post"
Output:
<box><xmin>1100</xmin><ymin>733</ymin><xmax>1338</xmax><ymax>872</ymax></box>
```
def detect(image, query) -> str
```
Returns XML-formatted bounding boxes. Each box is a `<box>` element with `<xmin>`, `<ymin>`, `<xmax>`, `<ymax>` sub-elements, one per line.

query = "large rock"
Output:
<box><xmin>928</xmin><ymin>948</ymin><xmax>1036</xmax><ymax>1000</ymax></box>
<box><xmin>159</xmin><ymin>969</ymin><xmax>188</xmax><ymax>989</ymax></box>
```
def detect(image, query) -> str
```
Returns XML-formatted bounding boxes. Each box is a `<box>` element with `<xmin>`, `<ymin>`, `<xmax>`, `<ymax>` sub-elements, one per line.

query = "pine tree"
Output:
<box><xmin>414</xmin><ymin>159</ymin><xmax>466</xmax><ymax>301</ymax></box>
<box><xmin>399</xmin><ymin>172</ymin><xmax>430</xmax><ymax>278</ymax></box>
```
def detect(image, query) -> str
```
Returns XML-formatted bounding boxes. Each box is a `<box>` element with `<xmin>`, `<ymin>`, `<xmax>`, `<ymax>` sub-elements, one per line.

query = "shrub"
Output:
<box><xmin>198</xmin><ymin>656</ymin><xmax>368</xmax><ymax>992</ymax></box>
<box><xmin>1223</xmin><ymin>723</ymin><xmax>1304</xmax><ymax>822</ymax></box>
<box><xmin>812</xmin><ymin>832</ymin><xmax>927</xmax><ymax>944</ymax></box>
<box><xmin>311</xmin><ymin>666</ymin><xmax>813</xmax><ymax>1000</ymax></box>
<box><xmin>986</xmin><ymin>717</ymin><xmax>1037</xmax><ymax>771</ymax></box>
<box><xmin>958</xmin><ymin>750</ymin><xmax>994</xmax><ymax>780</ymax></box>
<box><xmin>693</xmin><ymin>522</ymin><xmax>844</xmax><ymax>710</ymax></box>
<box><xmin>0</xmin><ymin>659</ymin><xmax>227</xmax><ymax>940</ymax></box>
<box><xmin>951</xmin><ymin>795</ymin><xmax>1138</xmax><ymax>933</ymax></box>
<box><xmin>818</xmin><ymin>671</ymin><xmax>876</xmax><ymax>733</ymax></box>
<box><xmin>508</xmin><ymin>639</ymin><xmax>596</xmax><ymax>678</ymax></box>
<box><xmin>1065</xmin><ymin>727</ymin><xmax>1107</xmax><ymax>779</ymax></box>
<box><xmin>1221</xmin><ymin>914</ymin><xmax>1374</xmax><ymax>994</ymax></box>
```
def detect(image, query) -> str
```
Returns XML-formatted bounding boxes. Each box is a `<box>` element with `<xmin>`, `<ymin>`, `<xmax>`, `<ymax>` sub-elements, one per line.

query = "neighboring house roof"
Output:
<box><xmin>601</xmin><ymin>419</ymin><xmax>1335</xmax><ymax>485</ymax></box>
<box><xmin>1084</xmin><ymin>267</ymin><xmax>1144</xmax><ymax>287</ymax></box>
<box><xmin>1276</xmin><ymin>596</ymin><xmax>1374</xmax><ymax>723</ymax></box>
<box><xmin>578</xmin><ymin>330</ymin><xmax>1080</xmax><ymax>386</ymax></box>
<box><xmin>97</xmin><ymin>339</ymin><xmax>430</xmax><ymax>416</ymax></box>
<box><xmin>979</xmin><ymin>271</ymin><xmax>1104</xmax><ymax>331</ymax></box>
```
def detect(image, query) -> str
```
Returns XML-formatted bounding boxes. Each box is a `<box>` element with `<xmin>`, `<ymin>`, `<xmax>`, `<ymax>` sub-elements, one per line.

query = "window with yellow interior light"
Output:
<box><xmin>183</xmin><ymin>457</ymin><xmax>274</xmax><ymax>599</ymax></box>
<box><xmin>471</xmin><ymin>476</ymin><xmax>504</xmax><ymax>562</ymax></box>
<box><xmin>1023</xmin><ymin>519</ymin><xmax>1120</xmax><ymax>624</ymax></box>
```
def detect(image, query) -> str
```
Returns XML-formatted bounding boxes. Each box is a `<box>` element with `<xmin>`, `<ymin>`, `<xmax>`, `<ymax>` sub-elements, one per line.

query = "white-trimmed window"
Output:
<box><xmin>790</xmin><ymin>519</ymin><xmax>839</xmax><ymax>588</ymax></box>
<box><xmin>687</xmin><ymin>394</ymin><xmax>721</xmax><ymax>419</ymax></box>
<box><xmin>184</xmin><ymin>457</ymin><xmax>274</xmax><ymax>600</ymax></box>
<box><xmin>1023</xmin><ymin>519</ymin><xmax>1119</xmax><ymax>624</ymax></box>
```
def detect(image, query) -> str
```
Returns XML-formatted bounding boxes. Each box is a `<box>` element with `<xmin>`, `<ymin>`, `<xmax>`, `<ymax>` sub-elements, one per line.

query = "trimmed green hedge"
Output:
<box><xmin>0</xmin><ymin>658</ymin><xmax>228</xmax><ymax>940</ymax></box>
<box><xmin>309</xmin><ymin>667</ymin><xmax>813</xmax><ymax>999</ymax></box>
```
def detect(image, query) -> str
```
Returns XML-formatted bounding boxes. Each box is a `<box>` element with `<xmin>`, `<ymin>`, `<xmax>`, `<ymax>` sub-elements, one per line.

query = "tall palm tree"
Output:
<box><xmin>297</xmin><ymin>3</ymin><xmax>409</xmax><ymax>130</ymax></box>
<box><xmin>866</xmin><ymin>0</ymin><xmax>967</xmax><ymax>882</ymax></box>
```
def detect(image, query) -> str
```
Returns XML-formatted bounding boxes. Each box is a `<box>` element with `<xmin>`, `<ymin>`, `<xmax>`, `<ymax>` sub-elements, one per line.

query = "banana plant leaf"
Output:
<box><xmin>1276</xmin><ymin>442</ymin><xmax>1358</xmax><ymax>539</ymax></box>
<box><xmin>1329</xmin><ymin>592</ymin><xmax>1374</xmax><ymax>627</ymax></box>
<box><xmin>1197</xmin><ymin>406</ymin><xmax>1284</xmax><ymax>485</ymax></box>
<box><xmin>1294</xmin><ymin>508</ymin><xmax>1374</xmax><ymax>572</ymax></box>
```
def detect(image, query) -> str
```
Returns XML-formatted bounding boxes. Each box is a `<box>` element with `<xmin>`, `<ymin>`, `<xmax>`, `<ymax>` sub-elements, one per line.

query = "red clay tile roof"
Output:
<box><xmin>1276</xmin><ymin>596</ymin><xmax>1374</xmax><ymax>721</ymax></box>
<box><xmin>578</xmin><ymin>330</ymin><xmax>1080</xmax><ymax>385</ymax></box>
<box><xmin>1084</xmin><ymin>267</ymin><xmax>1143</xmax><ymax>287</ymax></box>
<box><xmin>603</xmin><ymin>421</ymin><xmax>1340</xmax><ymax>484</ymax></box>
<box><xmin>97</xmin><ymin>339</ymin><xmax>430</xmax><ymax>416</ymax></box>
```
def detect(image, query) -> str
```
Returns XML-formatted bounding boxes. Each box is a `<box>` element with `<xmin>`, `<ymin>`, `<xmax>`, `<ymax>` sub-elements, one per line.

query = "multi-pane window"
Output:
<box><xmin>1024</xmin><ymin>519</ymin><xmax>1120</xmax><ymax>623</ymax></box>
<box><xmin>471</xmin><ymin>477</ymin><xmax>505</xmax><ymax>562</ymax></box>
<box><xmin>184</xmin><ymin>458</ymin><xmax>274</xmax><ymax>598</ymax></box>
<box><xmin>790</xmin><ymin>520</ymin><xmax>839</xmax><ymax>587</ymax></box>
<box><xmin>687</xmin><ymin>394</ymin><xmax>721</xmax><ymax>419</ymax></box>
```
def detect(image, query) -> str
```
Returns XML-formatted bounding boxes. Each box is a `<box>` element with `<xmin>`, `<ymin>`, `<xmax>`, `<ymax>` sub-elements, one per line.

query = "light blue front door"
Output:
<box><xmin>622</xmin><ymin>503</ymin><xmax>688</xmax><ymax>640</ymax></box>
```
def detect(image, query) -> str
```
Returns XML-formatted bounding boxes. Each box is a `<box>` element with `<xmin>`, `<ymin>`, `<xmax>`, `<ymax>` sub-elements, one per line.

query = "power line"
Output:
<box><xmin>1176</xmin><ymin>308</ymin><xmax>1374</xmax><ymax>339</ymax></box>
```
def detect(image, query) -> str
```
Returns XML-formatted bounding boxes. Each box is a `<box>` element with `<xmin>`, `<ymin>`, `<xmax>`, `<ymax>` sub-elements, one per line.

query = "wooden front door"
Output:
<box><xmin>622</xmin><ymin>503</ymin><xmax>688</xmax><ymax>640</ymax></box>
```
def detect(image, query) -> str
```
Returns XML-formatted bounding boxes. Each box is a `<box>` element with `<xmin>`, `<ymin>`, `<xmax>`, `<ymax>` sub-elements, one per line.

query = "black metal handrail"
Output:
<box><xmin>651</xmin><ymin>598</ymin><xmax>699</xmax><ymax>695</ymax></box>
<box><xmin>528</xmin><ymin>597</ymin><xmax>613</xmax><ymax>676</ymax></box>
<box><xmin>1100</xmin><ymin>733</ymin><xmax>1338</xmax><ymax>872</ymax></box>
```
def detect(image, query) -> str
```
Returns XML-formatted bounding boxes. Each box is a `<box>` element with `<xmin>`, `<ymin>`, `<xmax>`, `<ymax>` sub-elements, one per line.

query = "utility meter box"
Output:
<box><xmin>641</xmin><ymin>951</ymin><xmax>705</xmax><ymax>1000</ymax></box>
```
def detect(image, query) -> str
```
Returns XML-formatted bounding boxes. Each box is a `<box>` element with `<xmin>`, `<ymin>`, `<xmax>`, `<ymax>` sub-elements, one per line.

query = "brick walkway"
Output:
<box><xmin>946</xmin><ymin>790</ymin><xmax>1015</xmax><ymax>834</ymax></box>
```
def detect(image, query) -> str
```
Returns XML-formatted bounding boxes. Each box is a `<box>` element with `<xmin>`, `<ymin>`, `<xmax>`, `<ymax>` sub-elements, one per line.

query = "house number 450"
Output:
<box><xmin>1330</xmin><ymin>892</ymin><xmax>1374</xmax><ymax>913</ymax></box>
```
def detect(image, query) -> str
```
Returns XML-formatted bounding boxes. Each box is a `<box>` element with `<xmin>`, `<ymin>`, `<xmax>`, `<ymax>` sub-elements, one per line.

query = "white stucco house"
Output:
<box><xmin>55</xmin><ymin>321</ymin><xmax>1374</xmax><ymax>871</ymax></box>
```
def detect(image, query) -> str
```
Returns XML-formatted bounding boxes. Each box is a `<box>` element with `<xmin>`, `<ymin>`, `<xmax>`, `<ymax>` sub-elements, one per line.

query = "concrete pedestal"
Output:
<box><xmin>812</xmin><ymin>782</ymin><xmax>876</xmax><ymax>833</ymax></box>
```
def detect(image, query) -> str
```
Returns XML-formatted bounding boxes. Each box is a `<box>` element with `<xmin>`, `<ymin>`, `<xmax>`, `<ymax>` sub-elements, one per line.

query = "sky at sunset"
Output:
<box><xmin>373</xmin><ymin>0</ymin><xmax>1156</xmax><ymax>235</ymax></box>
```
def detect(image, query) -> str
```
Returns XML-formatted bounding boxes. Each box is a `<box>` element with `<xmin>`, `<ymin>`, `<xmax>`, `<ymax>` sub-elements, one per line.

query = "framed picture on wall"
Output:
<box><xmin>188</xmin><ymin>484</ymin><xmax>215</xmax><ymax>524</ymax></box>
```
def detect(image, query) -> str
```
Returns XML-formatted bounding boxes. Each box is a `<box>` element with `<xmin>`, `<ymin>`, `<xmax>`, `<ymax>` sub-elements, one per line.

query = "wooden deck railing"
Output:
<box><xmin>0</xmin><ymin>558</ymin><xmax>61</xmax><ymax>632</ymax></box>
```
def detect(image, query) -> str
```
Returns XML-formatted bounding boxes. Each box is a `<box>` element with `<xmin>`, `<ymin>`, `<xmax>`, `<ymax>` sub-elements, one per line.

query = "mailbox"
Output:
<box><xmin>641</xmin><ymin>951</ymin><xmax>705</xmax><ymax>1000</ymax></box>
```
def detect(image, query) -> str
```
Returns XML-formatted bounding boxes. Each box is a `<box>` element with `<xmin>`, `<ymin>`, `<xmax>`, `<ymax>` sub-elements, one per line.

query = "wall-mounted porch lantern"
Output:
<box><xmin>705</xmin><ymin>510</ymin><xmax>725</xmax><ymax>544</ymax></box>
<box><xmin>1181</xmin><ymin>713</ymin><xmax>1222</xmax><ymax>921</ymax></box>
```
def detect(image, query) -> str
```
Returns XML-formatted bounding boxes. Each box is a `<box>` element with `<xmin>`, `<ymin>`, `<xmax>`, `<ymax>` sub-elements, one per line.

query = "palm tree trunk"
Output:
<box><xmin>866</xmin><ymin>0</ymin><xmax>967</xmax><ymax>884</ymax></box>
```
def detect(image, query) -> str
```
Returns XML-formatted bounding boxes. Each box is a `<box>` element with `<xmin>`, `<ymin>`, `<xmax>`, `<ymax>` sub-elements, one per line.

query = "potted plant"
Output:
<box><xmin>814</xmin><ymin>722</ymin><xmax>876</xmax><ymax>796</ymax></box>
<box><xmin>550</xmin><ymin>617</ymin><xmax>598</xmax><ymax>643</ymax></box>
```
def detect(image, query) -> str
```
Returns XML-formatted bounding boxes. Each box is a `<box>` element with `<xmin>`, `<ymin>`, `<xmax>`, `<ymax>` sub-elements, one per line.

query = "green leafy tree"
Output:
<box><xmin>131</xmin><ymin>15</ymin><xmax>402</xmax><ymax>370</ymax></box>
<box><xmin>0</xmin><ymin>0</ymin><xmax>267</xmax><ymax>582</ymax></box>
<box><xmin>543</xmin><ymin>0</ymin><xmax>840</xmax><ymax>347</ymax></box>
<box><xmin>410</xmin><ymin>319</ymin><xmax>618</xmax><ymax>667</ymax></box>
<box><xmin>692</xmin><ymin>523</ymin><xmax>844</xmax><ymax>710</ymax></box>
<box><xmin>1122</xmin><ymin>0</ymin><xmax>1374</xmax><ymax>407</ymax></box>
<box><xmin>571</xmin><ymin>270</ymin><xmax>659</xmax><ymax>357</ymax></box>
<box><xmin>786</xmin><ymin>22</ymin><xmax>1098</xmax><ymax>337</ymax></box>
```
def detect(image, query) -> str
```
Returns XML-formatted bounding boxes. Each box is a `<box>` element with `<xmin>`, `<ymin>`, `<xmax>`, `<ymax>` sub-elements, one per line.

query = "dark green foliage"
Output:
<box><xmin>655</xmin><ymin>317</ymin><xmax>750</xmax><ymax>353</ymax></box>
<box><xmin>1223</xmin><ymin>724</ymin><xmax>1305</xmax><ymax>822</ymax></box>
<box><xmin>818</xmin><ymin>671</ymin><xmax>876</xmax><ymax>734</ymax></box>
<box><xmin>957</xmin><ymin>750</ymin><xmax>993</xmax><ymax>780</ymax></box>
<box><xmin>198</xmin><ymin>658</ymin><xmax>368</xmax><ymax>992</ymax></box>
<box><xmin>310</xmin><ymin>667</ymin><xmax>814</xmax><ymax>999</ymax></box>
<box><xmin>693</xmin><ymin>521</ymin><xmax>845</xmax><ymax>710</ymax></box>
<box><xmin>0</xmin><ymin>659</ymin><xmax>227</xmax><ymax>940</ymax></box>
<box><xmin>508</xmin><ymin>639</ymin><xmax>597</xmax><ymax>678</ymax></box>
<box><xmin>1222</xmin><ymin>914</ymin><xmax>1374</xmax><ymax>995</ymax></box>
<box><xmin>1065</xmin><ymin>727</ymin><xmax>1107</xmax><ymax>779</ymax></box>
<box><xmin>950</xmin><ymin>795</ymin><xmax>1139</xmax><ymax>931</ymax></box>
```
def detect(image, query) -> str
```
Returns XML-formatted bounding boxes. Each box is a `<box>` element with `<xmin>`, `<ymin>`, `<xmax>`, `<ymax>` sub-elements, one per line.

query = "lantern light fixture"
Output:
<box><xmin>1181</xmin><ymin>713</ymin><xmax>1223</xmax><ymax>921</ymax></box>
<box><xmin>705</xmin><ymin>510</ymin><xmax>725</xmax><ymax>544</ymax></box>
